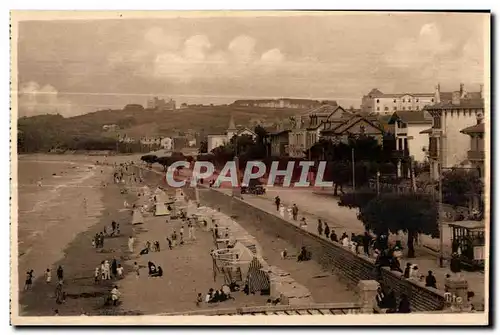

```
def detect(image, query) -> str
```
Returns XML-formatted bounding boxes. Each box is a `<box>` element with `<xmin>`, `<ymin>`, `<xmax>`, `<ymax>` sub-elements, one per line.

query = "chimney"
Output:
<box><xmin>460</xmin><ymin>83</ymin><xmax>464</xmax><ymax>97</ymax></box>
<box><xmin>477</xmin><ymin>112</ymin><xmax>484</xmax><ymax>125</ymax></box>
<box><xmin>434</xmin><ymin>83</ymin><xmax>441</xmax><ymax>104</ymax></box>
<box><xmin>452</xmin><ymin>91</ymin><xmax>461</xmax><ymax>105</ymax></box>
<box><xmin>480</xmin><ymin>84</ymin><xmax>484</xmax><ymax>99</ymax></box>
<box><xmin>460</xmin><ymin>83</ymin><xmax>468</xmax><ymax>99</ymax></box>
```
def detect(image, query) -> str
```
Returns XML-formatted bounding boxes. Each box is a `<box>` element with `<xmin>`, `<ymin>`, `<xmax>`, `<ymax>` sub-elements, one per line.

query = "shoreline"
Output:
<box><xmin>17</xmin><ymin>164</ymin><xmax>141</xmax><ymax>316</ymax></box>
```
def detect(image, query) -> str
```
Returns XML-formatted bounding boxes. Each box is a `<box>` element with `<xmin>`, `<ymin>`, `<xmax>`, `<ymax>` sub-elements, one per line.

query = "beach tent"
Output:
<box><xmin>132</xmin><ymin>209</ymin><xmax>145</xmax><ymax>225</ymax></box>
<box><xmin>246</xmin><ymin>257</ymin><xmax>271</xmax><ymax>294</ymax></box>
<box><xmin>154</xmin><ymin>203</ymin><xmax>171</xmax><ymax>217</ymax></box>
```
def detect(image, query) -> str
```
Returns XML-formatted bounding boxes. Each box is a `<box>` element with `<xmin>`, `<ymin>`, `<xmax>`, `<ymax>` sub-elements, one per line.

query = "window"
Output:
<box><xmin>403</xmin><ymin>138</ymin><xmax>408</xmax><ymax>152</ymax></box>
<box><xmin>393</xmin><ymin>99</ymin><xmax>397</xmax><ymax>103</ymax></box>
<box><xmin>431</xmin><ymin>98</ymin><xmax>434</xmax><ymax>102</ymax></box>
<box><xmin>416</xmin><ymin>106</ymin><xmax>420</xmax><ymax>110</ymax></box>
<box><xmin>408</xmin><ymin>99</ymin><xmax>411</xmax><ymax>103</ymax></box>
<box><xmin>398</xmin><ymin>138</ymin><xmax>403</xmax><ymax>151</ymax></box>
<box><xmin>402</xmin><ymin>107</ymin><xmax>406</xmax><ymax>110</ymax></box>
<box><xmin>433</xmin><ymin>116</ymin><xmax>441</xmax><ymax>129</ymax></box>
<box><xmin>384</xmin><ymin>106</ymin><xmax>389</xmax><ymax>111</ymax></box>
<box><xmin>416</xmin><ymin>98</ymin><xmax>419</xmax><ymax>102</ymax></box>
<box><xmin>402</xmin><ymin>99</ymin><xmax>405</xmax><ymax>103</ymax></box>
<box><xmin>393</xmin><ymin>107</ymin><xmax>397</xmax><ymax>111</ymax></box>
<box><xmin>400</xmin><ymin>122</ymin><xmax>407</xmax><ymax>129</ymax></box>
<box><xmin>376</xmin><ymin>99</ymin><xmax>380</xmax><ymax>103</ymax></box>
<box><xmin>377</xmin><ymin>107</ymin><xmax>380</xmax><ymax>111</ymax></box>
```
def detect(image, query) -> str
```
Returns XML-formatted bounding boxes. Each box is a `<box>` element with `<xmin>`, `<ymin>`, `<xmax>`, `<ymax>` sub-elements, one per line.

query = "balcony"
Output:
<box><xmin>391</xmin><ymin>150</ymin><xmax>409</xmax><ymax>159</ymax></box>
<box><xmin>467</xmin><ymin>150</ymin><xmax>485</xmax><ymax>161</ymax></box>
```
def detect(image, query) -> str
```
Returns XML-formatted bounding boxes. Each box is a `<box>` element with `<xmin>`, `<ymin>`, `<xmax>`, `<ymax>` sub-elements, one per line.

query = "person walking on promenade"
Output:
<box><xmin>45</xmin><ymin>268</ymin><xmax>52</xmax><ymax>284</ymax></box>
<box><xmin>362</xmin><ymin>232</ymin><xmax>371</xmax><ymax>256</ymax></box>
<box><xmin>330</xmin><ymin>230</ymin><xmax>338</xmax><ymax>242</ymax></box>
<box><xmin>104</xmin><ymin>260</ymin><xmax>111</xmax><ymax>280</ymax></box>
<box><xmin>94</xmin><ymin>266</ymin><xmax>100</xmax><ymax>284</ymax></box>
<box><xmin>425</xmin><ymin>270</ymin><xmax>437</xmax><ymax>289</ymax></box>
<box><xmin>317</xmin><ymin>219</ymin><xmax>323</xmax><ymax>236</ymax></box>
<box><xmin>292</xmin><ymin>204</ymin><xmax>298</xmax><ymax>221</ymax></box>
<box><xmin>324</xmin><ymin>222</ymin><xmax>330</xmax><ymax>239</ymax></box>
<box><xmin>24</xmin><ymin>270</ymin><xmax>34</xmax><ymax>290</ymax></box>
<box><xmin>275</xmin><ymin>196</ymin><xmax>281</xmax><ymax>211</ymax></box>
<box><xmin>188</xmin><ymin>222</ymin><xmax>196</xmax><ymax>240</ymax></box>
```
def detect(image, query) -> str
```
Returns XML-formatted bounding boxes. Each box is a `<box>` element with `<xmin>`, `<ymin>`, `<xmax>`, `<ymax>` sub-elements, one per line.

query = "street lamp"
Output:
<box><xmin>376</xmin><ymin>171</ymin><xmax>381</xmax><ymax>195</ymax></box>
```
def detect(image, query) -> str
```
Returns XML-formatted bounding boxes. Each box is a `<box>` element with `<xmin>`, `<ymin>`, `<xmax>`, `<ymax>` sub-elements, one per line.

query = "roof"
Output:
<box><xmin>448</xmin><ymin>220</ymin><xmax>485</xmax><ymax>231</ymax></box>
<box><xmin>461</xmin><ymin>122</ymin><xmax>485</xmax><ymax>134</ymax></box>
<box><xmin>419</xmin><ymin>128</ymin><xmax>434</xmax><ymax>134</ymax></box>
<box><xmin>365</xmin><ymin>88</ymin><xmax>434</xmax><ymax>99</ymax></box>
<box><xmin>426</xmin><ymin>99</ymin><xmax>485</xmax><ymax>110</ymax></box>
<box><xmin>388</xmin><ymin>110</ymin><xmax>433</xmax><ymax>125</ymax></box>
<box><xmin>321</xmin><ymin>114</ymin><xmax>386</xmax><ymax>135</ymax></box>
<box><xmin>269</xmin><ymin>129</ymin><xmax>291</xmax><ymax>136</ymax></box>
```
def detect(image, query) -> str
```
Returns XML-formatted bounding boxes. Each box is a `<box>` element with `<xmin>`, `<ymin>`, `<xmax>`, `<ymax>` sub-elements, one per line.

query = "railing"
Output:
<box><xmin>467</xmin><ymin>150</ymin><xmax>485</xmax><ymax>161</ymax></box>
<box><xmin>161</xmin><ymin>302</ymin><xmax>363</xmax><ymax>316</ymax></box>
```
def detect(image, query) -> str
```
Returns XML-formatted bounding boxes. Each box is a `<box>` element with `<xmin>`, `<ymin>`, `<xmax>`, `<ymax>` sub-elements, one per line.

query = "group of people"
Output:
<box><xmin>95</xmin><ymin>259</ymin><xmax>124</xmax><ymax>283</ymax></box>
<box><xmin>375</xmin><ymin>286</ymin><xmax>411</xmax><ymax>313</ymax></box>
<box><xmin>147</xmin><ymin>261</ymin><xmax>163</xmax><ymax>277</ymax></box>
<box><xmin>275</xmin><ymin>196</ymin><xmax>299</xmax><ymax>221</ymax></box>
<box><xmin>139</xmin><ymin>240</ymin><xmax>161</xmax><ymax>255</ymax></box>
<box><xmin>199</xmin><ymin>285</ymin><xmax>235</xmax><ymax>305</ymax></box>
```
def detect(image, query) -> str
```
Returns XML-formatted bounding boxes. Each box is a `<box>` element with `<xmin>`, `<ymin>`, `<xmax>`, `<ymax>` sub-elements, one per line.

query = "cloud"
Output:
<box><xmin>384</xmin><ymin>23</ymin><xmax>483</xmax><ymax>85</ymax></box>
<box><xmin>18</xmin><ymin>81</ymin><xmax>77</xmax><ymax>117</ymax></box>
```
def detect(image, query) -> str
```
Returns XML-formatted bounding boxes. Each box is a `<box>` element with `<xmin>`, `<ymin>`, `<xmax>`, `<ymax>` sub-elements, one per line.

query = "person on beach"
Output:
<box><xmin>104</xmin><ymin>260</ymin><xmax>111</xmax><ymax>280</ymax></box>
<box><xmin>148</xmin><ymin>261</ymin><xmax>157</xmax><ymax>276</ymax></box>
<box><xmin>45</xmin><ymin>268</ymin><xmax>52</xmax><ymax>284</ymax></box>
<box><xmin>110</xmin><ymin>286</ymin><xmax>121</xmax><ymax>306</ymax></box>
<box><xmin>111</xmin><ymin>221</ymin><xmax>117</xmax><ymax>234</ymax></box>
<box><xmin>166</xmin><ymin>237</ymin><xmax>173</xmax><ymax>250</ymax></box>
<box><xmin>111</xmin><ymin>259</ymin><xmax>118</xmax><ymax>278</ymax></box>
<box><xmin>133</xmin><ymin>262</ymin><xmax>140</xmax><ymax>278</ymax></box>
<box><xmin>55</xmin><ymin>280</ymin><xmax>64</xmax><ymax>304</ymax></box>
<box><xmin>317</xmin><ymin>219</ymin><xmax>323</xmax><ymax>236</ymax></box>
<box><xmin>99</xmin><ymin>232</ymin><xmax>105</xmax><ymax>248</ymax></box>
<box><xmin>171</xmin><ymin>231</ymin><xmax>178</xmax><ymax>247</ymax></box>
<box><xmin>100</xmin><ymin>261</ymin><xmax>106</xmax><ymax>280</ymax></box>
<box><xmin>117</xmin><ymin>264</ymin><xmax>124</xmax><ymax>278</ymax></box>
<box><xmin>292</xmin><ymin>204</ymin><xmax>298</xmax><ymax>221</ymax></box>
<box><xmin>154</xmin><ymin>241</ymin><xmax>160</xmax><ymax>252</ymax></box>
<box><xmin>196</xmin><ymin>293</ymin><xmax>203</xmax><ymax>307</ymax></box>
<box><xmin>341</xmin><ymin>233</ymin><xmax>349</xmax><ymax>247</ymax></box>
<box><xmin>94</xmin><ymin>266</ymin><xmax>100</xmax><ymax>284</ymax></box>
<box><xmin>275</xmin><ymin>196</ymin><xmax>281</xmax><ymax>211</ymax></box>
<box><xmin>128</xmin><ymin>236</ymin><xmax>135</xmax><ymax>253</ymax></box>
<box><xmin>300</xmin><ymin>217</ymin><xmax>307</xmax><ymax>228</ymax></box>
<box><xmin>57</xmin><ymin>265</ymin><xmax>64</xmax><ymax>282</ymax></box>
<box><xmin>425</xmin><ymin>271</ymin><xmax>437</xmax><ymax>289</ymax></box>
<box><xmin>24</xmin><ymin>270</ymin><xmax>34</xmax><ymax>290</ymax></box>
<box><xmin>287</xmin><ymin>206</ymin><xmax>293</xmax><ymax>220</ymax></box>
<box><xmin>180</xmin><ymin>225</ymin><xmax>185</xmax><ymax>239</ymax></box>
<box><xmin>151</xmin><ymin>266</ymin><xmax>163</xmax><ymax>278</ymax></box>
<box><xmin>188</xmin><ymin>222</ymin><xmax>196</xmax><ymax>240</ymax></box>
<box><xmin>146</xmin><ymin>241</ymin><xmax>152</xmax><ymax>252</ymax></box>
<box><xmin>214</xmin><ymin>225</ymin><xmax>220</xmax><ymax>239</ymax></box>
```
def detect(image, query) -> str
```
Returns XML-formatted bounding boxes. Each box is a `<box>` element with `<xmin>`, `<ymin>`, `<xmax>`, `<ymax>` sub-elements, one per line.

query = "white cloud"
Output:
<box><xmin>18</xmin><ymin>81</ymin><xmax>76</xmax><ymax>117</ymax></box>
<box><xmin>385</xmin><ymin>23</ymin><xmax>483</xmax><ymax>85</ymax></box>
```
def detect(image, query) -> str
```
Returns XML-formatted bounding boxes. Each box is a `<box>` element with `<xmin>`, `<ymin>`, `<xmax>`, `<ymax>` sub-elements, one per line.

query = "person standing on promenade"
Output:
<box><xmin>275</xmin><ymin>196</ymin><xmax>281</xmax><ymax>211</ymax></box>
<box><xmin>425</xmin><ymin>270</ymin><xmax>437</xmax><ymax>289</ymax></box>
<box><xmin>362</xmin><ymin>232</ymin><xmax>371</xmax><ymax>256</ymax></box>
<box><xmin>24</xmin><ymin>270</ymin><xmax>34</xmax><ymax>290</ymax></box>
<box><xmin>104</xmin><ymin>260</ymin><xmax>111</xmax><ymax>280</ymax></box>
<box><xmin>57</xmin><ymin>265</ymin><xmax>64</xmax><ymax>282</ymax></box>
<box><xmin>94</xmin><ymin>266</ymin><xmax>100</xmax><ymax>284</ymax></box>
<box><xmin>279</xmin><ymin>204</ymin><xmax>285</xmax><ymax>218</ymax></box>
<box><xmin>128</xmin><ymin>236</ymin><xmax>134</xmax><ymax>253</ymax></box>
<box><xmin>324</xmin><ymin>222</ymin><xmax>330</xmax><ymax>239</ymax></box>
<box><xmin>317</xmin><ymin>219</ymin><xmax>323</xmax><ymax>236</ymax></box>
<box><xmin>292</xmin><ymin>204</ymin><xmax>298</xmax><ymax>221</ymax></box>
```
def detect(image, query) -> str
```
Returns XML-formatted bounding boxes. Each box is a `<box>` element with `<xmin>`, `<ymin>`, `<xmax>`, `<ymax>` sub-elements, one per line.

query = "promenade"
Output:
<box><xmin>200</xmin><ymin>182</ymin><xmax>485</xmax><ymax>307</ymax></box>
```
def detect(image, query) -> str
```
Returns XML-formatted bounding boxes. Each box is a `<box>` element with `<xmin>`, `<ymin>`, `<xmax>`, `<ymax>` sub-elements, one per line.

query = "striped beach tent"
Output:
<box><xmin>247</xmin><ymin>257</ymin><xmax>270</xmax><ymax>294</ymax></box>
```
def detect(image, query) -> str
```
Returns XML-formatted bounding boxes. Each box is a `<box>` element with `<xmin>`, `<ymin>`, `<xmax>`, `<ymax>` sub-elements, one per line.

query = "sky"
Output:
<box><xmin>15</xmin><ymin>12</ymin><xmax>489</xmax><ymax>117</ymax></box>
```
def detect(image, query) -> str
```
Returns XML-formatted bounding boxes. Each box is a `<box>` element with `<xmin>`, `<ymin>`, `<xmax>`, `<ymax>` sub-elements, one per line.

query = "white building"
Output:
<box><xmin>420</xmin><ymin>83</ymin><xmax>484</xmax><ymax>180</ymax></box>
<box><xmin>361</xmin><ymin>88</ymin><xmax>436</xmax><ymax>115</ymax></box>
<box><xmin>206</xmin><ymin>115</ymin><xmax>257</xmax><ymax>152</ymax></box>
<box><xmin>388</xmin><ymin>110</ymin><xmax>433</xmax><ymax>163</ymax></box>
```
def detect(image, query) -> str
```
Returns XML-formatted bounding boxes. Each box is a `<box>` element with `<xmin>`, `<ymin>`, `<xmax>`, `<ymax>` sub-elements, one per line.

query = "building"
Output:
<box><xmin>361</xmin><ymin>88</ymin><xmax>436</xmax><ymax>115</ymax></box>
<box><xmin>420</xmin><ymin>83</ymin><xmax>484</xmax><ymax>180</ymax></box>
<box><xmin>320</xmin><ymin>114</ymin><xmax>387</xmax><ymax>144</ymax></box>
<box><xmin>232</xmin><ymin>98</ymin><xmax>337</xmax><ymax>110</ymax></box>
<box><xmin>161</xmin><ymin>137</ymin><xmax>173</xmax><ymax>150</ymax></box>
<box><xmin>269</xmin><ymin>130</ymin><xmax>291</xmax><ymax>157</ymax></box>
<box><xmin>460</xmin><ymin>116</ymin><xmax>485</xmax><ymax>178</ymax></box>
<box><xmin>172</xmin><ymin>136</ymin><xmax>189</xmax><ymax>151</ymax></box>
<box><xmin>388</xmin><ymin>110</ymin><xmax>433</xmax><ymax>163</ymax></box>
<box><xmin>147</xmin><ymin>97</ymin><xmax>176</xmax><ymax>111</ymax></box>
<box><xmin>287</xmin><ymin>105</ymin><xmax>352</xmax><ymax>157</ymax></box>
<box><xmin>206</xmin><ymin>115</ymin><xmax>257</xmax><ymax>152</ymax></box>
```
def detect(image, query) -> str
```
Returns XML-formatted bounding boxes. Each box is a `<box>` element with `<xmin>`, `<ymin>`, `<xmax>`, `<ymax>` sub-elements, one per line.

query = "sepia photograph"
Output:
<box><xmin>9</xmin><ymin>10</ymin><xmax>490</xmax><ymax>326</ymax></box>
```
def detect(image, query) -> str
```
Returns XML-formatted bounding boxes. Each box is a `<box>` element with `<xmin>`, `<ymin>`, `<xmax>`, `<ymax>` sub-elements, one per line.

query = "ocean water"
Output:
<box><xmin>15</xmin><ymin>158</ymin><xmax>107</xmax><ymax>283</ymax></box>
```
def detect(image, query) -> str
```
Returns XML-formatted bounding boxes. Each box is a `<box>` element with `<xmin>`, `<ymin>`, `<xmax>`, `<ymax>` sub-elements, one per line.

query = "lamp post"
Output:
<box><xmin>352</xmin><ymin>148</ymin><xmax>356</xmax><ymax>192</ymax></box>
<box><xmin>376</xmin><ymin>171</ymin><xmax>380</xmax><ymax>195</ymax></box>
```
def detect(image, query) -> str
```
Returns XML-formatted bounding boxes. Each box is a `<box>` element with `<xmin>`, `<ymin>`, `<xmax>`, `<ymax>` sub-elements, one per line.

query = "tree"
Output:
<box><xmin>359</xmin><ymin>193</ymin><xmax>439</xmax><ymax>258</ymax></box>
<box><xmin>338</xmin><ymin>189</ymin><xmax>377</xmax><ymax>209</ymax></box>
<box><xmin>141</xmin><ymin>154</ymin><xmax>158</xmax><ymax>167</ymax></box>
<box><xmin>198</xmin><ymin>140</ymin><xmax>208</xmax><ymax>154</ymax></box>
<box><xmin>441</xmin><ymin>168</ymin><xmax>483</xmax><ymax>208</ymax></box>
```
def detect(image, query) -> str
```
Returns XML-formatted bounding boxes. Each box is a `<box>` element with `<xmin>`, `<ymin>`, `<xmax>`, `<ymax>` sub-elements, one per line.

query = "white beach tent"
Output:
<box><xmin>154</xmin><ymin>203</ymin><xmax>171</xmax><ymax>217</ymax></box>
<box><xmin>131</xmin><ymin>209</ymin><xmax>145</xmax><ymax>225</ymax></box>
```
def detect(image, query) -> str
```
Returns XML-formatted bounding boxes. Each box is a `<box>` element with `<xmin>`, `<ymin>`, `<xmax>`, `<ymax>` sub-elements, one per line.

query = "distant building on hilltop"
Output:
<box><xmin>147</xmin><ymin>97</ymin><xmax>176</xmax><ymax>111</ymax></box>
<box><xmin>232</xmin><ymin>98</ymin><xmax>336</xmax><ymax>109</ymax></box>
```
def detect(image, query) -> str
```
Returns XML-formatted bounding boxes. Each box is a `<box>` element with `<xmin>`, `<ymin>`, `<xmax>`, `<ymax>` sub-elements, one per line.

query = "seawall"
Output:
<box><xmin>183</xmin><ymin>186</ymin><xmax>446</xmax><ymax>312</ymax></box>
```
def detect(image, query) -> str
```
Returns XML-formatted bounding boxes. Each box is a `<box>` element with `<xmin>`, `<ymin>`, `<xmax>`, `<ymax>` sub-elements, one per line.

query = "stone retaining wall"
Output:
<box><xmin>185</xmin><ymin>186</ymin><xmax>446</xmax><ymax>312</ymax></box>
